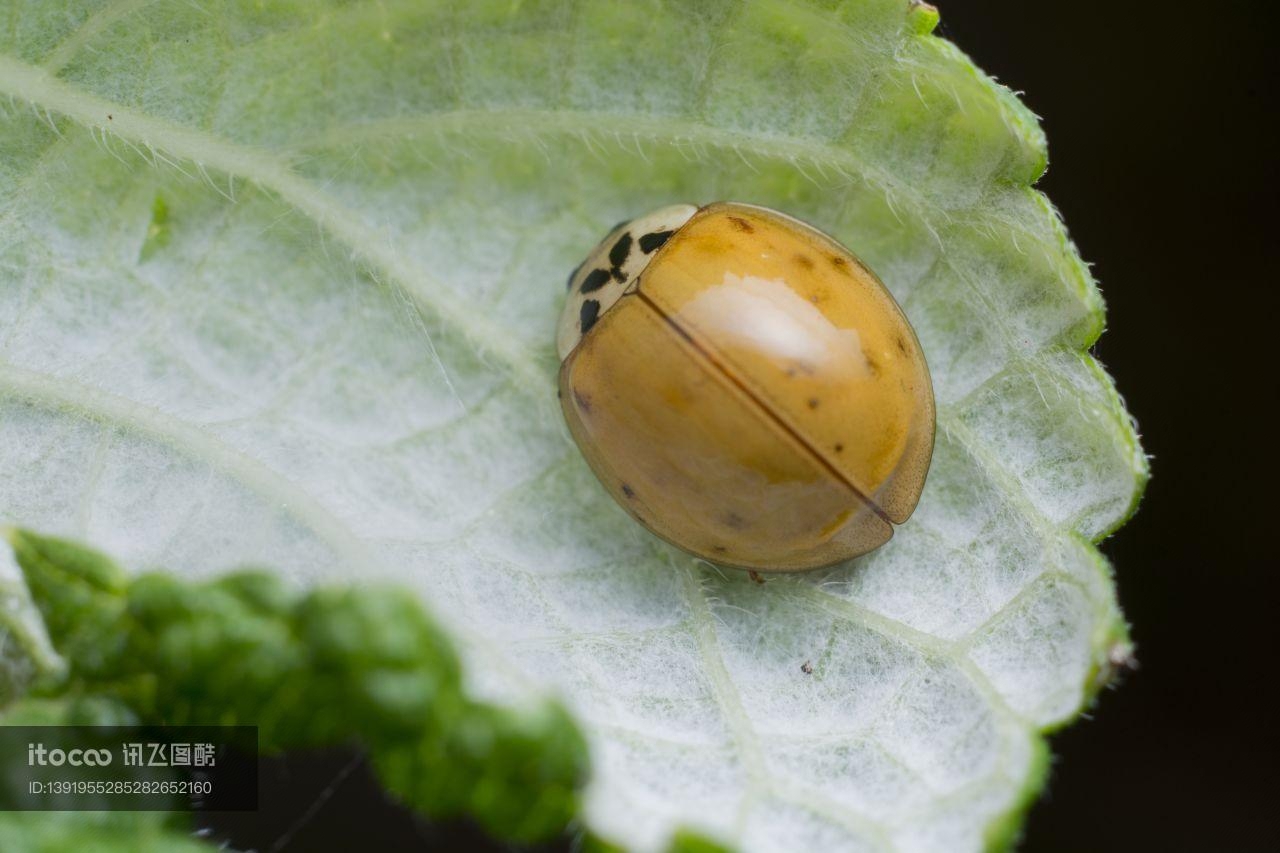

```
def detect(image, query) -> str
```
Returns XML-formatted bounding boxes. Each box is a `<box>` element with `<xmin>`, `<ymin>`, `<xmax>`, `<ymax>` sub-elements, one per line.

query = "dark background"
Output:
<box><xmin>203</xmin><ymin>2</ymin><xmax>1276</xmax><ymax>850</ymax></box>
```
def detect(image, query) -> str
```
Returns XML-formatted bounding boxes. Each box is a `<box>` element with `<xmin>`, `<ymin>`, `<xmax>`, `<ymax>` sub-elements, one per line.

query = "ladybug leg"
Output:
<box><xmin>748</xmin><ymin>570</ymin><xmax>766</xmax><ymax>585</ymax></box>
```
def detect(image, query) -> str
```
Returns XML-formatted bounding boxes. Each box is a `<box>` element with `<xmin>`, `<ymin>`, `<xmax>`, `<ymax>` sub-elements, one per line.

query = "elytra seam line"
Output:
<box><xmin>633</xmin><ymin>289</ymin><xmax>893</xmax><ymax>527</ymax></box>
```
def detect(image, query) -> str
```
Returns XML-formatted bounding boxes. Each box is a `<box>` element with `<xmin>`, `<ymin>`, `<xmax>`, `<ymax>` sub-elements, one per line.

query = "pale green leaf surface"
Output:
<box><xmin>0</xmin><ymin>1</ymin><xmax>1144</xmax><ymax>850</ymax></box>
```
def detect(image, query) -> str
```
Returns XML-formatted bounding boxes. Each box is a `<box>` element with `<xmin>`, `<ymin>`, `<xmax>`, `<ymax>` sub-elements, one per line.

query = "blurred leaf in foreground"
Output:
<box><xmin>2</xmin><ymin>529</ymin><xmax>588</xmax><ymax>843</ymax></box>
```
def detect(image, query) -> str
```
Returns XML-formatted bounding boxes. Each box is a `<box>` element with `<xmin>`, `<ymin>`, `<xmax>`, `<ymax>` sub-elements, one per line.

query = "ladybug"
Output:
<box><xmin>557</xmin><ymin>202</ymin><xmax>935</xmax><ymax>572</ymax></box>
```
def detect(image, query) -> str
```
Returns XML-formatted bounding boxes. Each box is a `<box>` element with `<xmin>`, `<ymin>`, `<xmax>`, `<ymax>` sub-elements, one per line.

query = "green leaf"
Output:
<box><xmin>0</xmin><ymin>809</ymin><xmax>209</xmax><ymax>853</ymax></box>
<box><xmin>0</xmin><ymin>1</ymin><xmax>1145</xmax><ymax>851</ymax></box>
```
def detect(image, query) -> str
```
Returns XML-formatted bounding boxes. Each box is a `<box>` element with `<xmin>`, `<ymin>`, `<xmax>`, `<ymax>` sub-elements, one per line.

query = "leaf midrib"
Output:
<box><xmin>0</xmin><ymin>55</ymin><xmax>548</xmax><ymax>397</ymax></box>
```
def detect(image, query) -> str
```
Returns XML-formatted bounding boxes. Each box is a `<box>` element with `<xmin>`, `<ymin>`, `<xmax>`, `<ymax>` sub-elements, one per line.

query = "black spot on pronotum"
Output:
<box><xmin>727</xmin><ymin>216</ymin><xmax>754</xmax><ymax>233</ymax></box>
<box><xmin>608</xmin><ymin>232</ymin><xmax>632</xmax><ymax>270</ymax></box>
<box><xmin>580</xmin><ymin>268</ymin><xmax>611</xmax><ymax>293</ymax></box>
<box><xmin>621</xmin><ymin>483</ymin><xmax>636</xmax><ymax>499</ymax></box>
<box><xmin>639</xmin><ymin>230</ymin><xmax>674</xmax><ymax>253</ymax></box>
<box><xmin>579</xmin><ymin>298</ymin><xmax>601</xmax><ymax>336</ymax></box>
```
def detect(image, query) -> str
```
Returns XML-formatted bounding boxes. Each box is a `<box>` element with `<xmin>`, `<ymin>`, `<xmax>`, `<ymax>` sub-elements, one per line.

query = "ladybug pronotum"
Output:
<box><xmin>557</xmin><ymin>202</ymin><xmax>935</xmax><ymax>573</ymax></box>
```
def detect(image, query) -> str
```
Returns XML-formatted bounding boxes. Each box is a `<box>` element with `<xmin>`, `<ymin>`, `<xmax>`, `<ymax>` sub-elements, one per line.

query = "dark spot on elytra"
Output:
<box><xmin>834</xmin><ymin>443</ymin><xmax>844</xmax><ymax>453</ymax></box>
<box><xmin>866</xmin><ymin>355</ymin><xmax>882</xmax><ymax>377</ymax></box>
<box><xmin>831</xmin><ymin>255</ymin><xmax>849</xmax><ymax>270</ymax></box>
<box><xmin>579</xmin><ymin>299</ymin><xmax>601</xmax><ymax>336</ymax></box>
<box><xmin>639</xmin><ymin>230</ymin><xmax>674</xmax><ymax>253</ymax></box>
<box><xmin>723</xmin><ymin>512</ymin><xmax>746</xmax><ymax>530</ymax></box>
<box><xmin>621</xmin><ymin>483</ymin><xmax>636</xmax><ymax>499</ymax></box>
<box><xmin>794</xmin><ymin>253</ymin><xmax>815</xmax><ymax>269</ymax></box>
<box><xmin>580</xmin><ymin>268</ymin><xmax>611</xmax><ymax>294</ymax></box>
<box><xmin>608</xmin><ymin>232</ymin><xmax>632</xmax><ymax>270</ymax></box>
<box><xmin>726</xmin><ymin>216</ymin><xmax>754</xmax><ymax>233</ymax></box>
<box><xmin>896</xmin><ymin>335</ymin><xmax>908</xmax><ymax>354</ymax></box>
<box><xmin>807</xmin><ymin>397</ymin><xmax>821</xmax><ymax>410</ymax></box>
<box><xmin>712</xmin><ymin>545</ymin><xmax>727</xmax><ymax>553</ymax></box>
<box><xmin>572</xmin><ymin>387</ymin><xmax>592</xmax><ymax>413</ymax></box>
<box><xmin>786</xmin><ymin>361</ymin><xmax>816</xmax><ymax>378</ymax></box>
<box><xmin>566</xmin><ymin>260</ymin><xmax>584</xmax><ymax>290</ymax></box>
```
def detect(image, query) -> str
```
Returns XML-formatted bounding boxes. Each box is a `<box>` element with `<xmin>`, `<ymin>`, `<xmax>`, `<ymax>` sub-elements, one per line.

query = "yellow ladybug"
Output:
<box><xmin>558</xmin><ymin>202</ymin><xmax>935</xmax><ymax>572</ymax></box>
